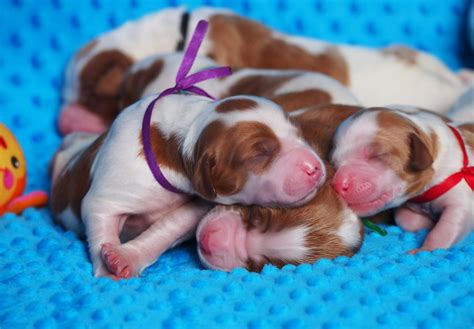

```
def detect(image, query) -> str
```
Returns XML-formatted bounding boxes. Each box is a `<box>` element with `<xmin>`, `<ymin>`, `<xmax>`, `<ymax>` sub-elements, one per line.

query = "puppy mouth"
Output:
<box><xmin>347</xmin><ymin>191</ymin><xmax>394</xmax><ymax>216</ymax></box>
<box><xmin>287</xmin><ymin>184</ymin><xmax>320</xmax><ymax>207</ymax></box>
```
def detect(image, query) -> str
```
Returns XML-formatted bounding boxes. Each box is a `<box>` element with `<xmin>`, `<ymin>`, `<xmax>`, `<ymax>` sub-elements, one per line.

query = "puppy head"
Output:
<box><xmin>188</xmin><ymin>96</ymin><xmax>326</xmax><ymax>207</ymax></box>
<box><xmin>61</xmin><ymin>40</ymin><xmax>133</xmax><ymax>134</ymax></box>
<box><xmin>196</xmin><ymin>182</ymin><xmax>363</xmax><ymax>272</ymax></box>
<box><xmin>332</xmin><ymin>108</ymin><xmax>437</xmax><ymax>216</ymax></box>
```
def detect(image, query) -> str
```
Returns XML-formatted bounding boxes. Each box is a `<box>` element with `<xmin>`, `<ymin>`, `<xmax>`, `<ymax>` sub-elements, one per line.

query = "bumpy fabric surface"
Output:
<box><xmin>0</xmin><ymin>0</ymin><xmax>473</xmax><ymax>328</ymax></box>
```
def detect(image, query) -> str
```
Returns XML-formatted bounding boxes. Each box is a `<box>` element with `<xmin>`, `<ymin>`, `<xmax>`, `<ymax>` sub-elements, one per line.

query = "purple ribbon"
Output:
<box><xmin>141</xmin><ymin>20</ymin><xmax>232</xmax><ymax>194</ymax></box>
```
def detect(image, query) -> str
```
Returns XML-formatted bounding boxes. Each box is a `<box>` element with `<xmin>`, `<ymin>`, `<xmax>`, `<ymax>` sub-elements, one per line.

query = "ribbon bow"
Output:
<box><xmin>410</xmin><ymin>125</ymin><xmax>474</xmax><ymax>204</ymax></box>
<box><xmin>141</xmin><ymin>20</ymin><xmax>232</xmax><ymax>194</ymax></box>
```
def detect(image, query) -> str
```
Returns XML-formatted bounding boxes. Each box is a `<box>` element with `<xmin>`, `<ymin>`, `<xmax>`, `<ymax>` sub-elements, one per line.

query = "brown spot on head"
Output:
<box><xmin>78</xmin><ymin>50</ymin><xmax>133</xmax><ymax>126</ymax></box>
<box><xmin>240</xmin><ymin>176</ymin><xmax>362</xmax><ymax>272</ymax></box>
<box><xmin>374</xmin><ymin>110</ymin><xmax>438</xmax><ymax>196</ymax></box>
<box><xmin>215</xmin><ymin>98</ymin><xmax>258</xmax><ymax>113</ymax></box>
<box><xmin>119</xmin><ymin>58</ymin><xmax>164</xmax><ymax>110</ymax></box>
<box><xmin>51</xmin><ymin>133</ymin><xmax>107</xmax><ymax>220</ymax></box>
<box><xmin>190</xmin><ymin>120</ymin><xmax>281</xmax><ymax>200</ymax></box>
<box><xmin>291</xmin><ymin>104</ymin><xmax>361</xmax><ymax>157</ymax></box>
<box><xmin>208</xmin><ymin>15</ymin><xmax>349</xmax><ymax>85</ymax></box>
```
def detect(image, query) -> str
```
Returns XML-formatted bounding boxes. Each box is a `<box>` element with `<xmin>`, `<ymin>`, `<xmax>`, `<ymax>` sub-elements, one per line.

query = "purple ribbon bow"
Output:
<box><xmin>141</xmin><ymin>20</ymin><xmax>232</xmax><ymax>194</ymax></box>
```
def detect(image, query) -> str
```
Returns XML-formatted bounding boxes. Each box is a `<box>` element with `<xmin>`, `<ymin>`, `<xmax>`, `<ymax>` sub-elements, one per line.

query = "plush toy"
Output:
<box><xmin>0</xmin><ymin>123</ymin><xmax>48</xmax><ymax>216</ymax></box>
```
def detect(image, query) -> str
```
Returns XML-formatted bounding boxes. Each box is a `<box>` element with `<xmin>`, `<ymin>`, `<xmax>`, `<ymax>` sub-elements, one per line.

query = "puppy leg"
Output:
<box><xmin>395</xmin><ymin>207</ymin><xmax>434</xmax><ymax>232</ymax></box>
<box><xmin>408</xmin><ymin>206</ymin><xmax>473</xmax><ymax>254</ymax></box>
<box><xmin>83</xmin><ymin>211</ymin><xmax>124</xmax><ymax>278</ymax></box>
<box><xmin>101</xmin><ymin>201</ymin><xmax>210</xmax><ymax>279</ymax></box>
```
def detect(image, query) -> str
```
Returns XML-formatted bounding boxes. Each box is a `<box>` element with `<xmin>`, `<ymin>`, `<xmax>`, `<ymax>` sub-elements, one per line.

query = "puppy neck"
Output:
<box><xmin>148</xmin><ymin>93</ymin><xmax>215</xmax><ymax>193</ymax></box>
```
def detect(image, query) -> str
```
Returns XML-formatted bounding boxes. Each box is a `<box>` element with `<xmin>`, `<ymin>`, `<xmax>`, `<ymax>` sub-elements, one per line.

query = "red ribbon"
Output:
<box><xmin>410</xmin><ymin>125</ymin><xmax>474</xmax><ymax>204</ymax></box>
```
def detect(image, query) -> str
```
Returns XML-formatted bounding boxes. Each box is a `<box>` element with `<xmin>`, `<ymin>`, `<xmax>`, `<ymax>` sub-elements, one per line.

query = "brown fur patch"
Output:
<box><xmin>271</xmin><ymin>89</ymin><xmax>332</xmax><ymax>113</ymax></box>
<box><xmin>375</xmin><ymin>111</ymin><xmax>438</xmax><ymax>196</ymax></box>
<box><xmin>208</xmin><ymin>15</ymin><xmax>349</xmax><ymax>85</ymax></box>
<box><xmin>291</xmin><ymin>104</ymin><xmax>361</xmax><ymax>157</ymax></box>
<box><xmin>221</xmin><ymin>74</ymin><xmax>298</xmax><ymax>99</ymax></box>
<box><xmin>381</xmin><ymin>45</ymin><xmax>418</xmax><ymax>65</ymax></box>
<box><xmin>215</xmin><ymin>98</ymin><xmax>258</xmax><ymax>113</ymax></box>
<box><xmin>75</xmin><ymin>40</ymin><xmax>98</xmax><ymax>60</ymax></box>
<box><xmin>51</xmin><ymin>133</ymin><xmax>107</xmax><ymax>219</ymax></box>
<box><xmin>139</xmin><ymin>124</ymin><xmax>186</xmax><ymax>176</ymax></box>
<box><xmin>119</xmin><ymin>59</ymin><xmax>164</xmax><ymax>110</ymax></box>
<box><xmin>243</xmin><ymin>175</ymin><xmax>360</xmax><ymax>272</ymax></box>
<box><xmin>79</xmin><ymin>50</ymin><xmax>133</xmax><ymax>125</ymax></box>
<box><xmin>191</xmin><ymin>120</ymin><xmax>280</xmax><ymax>199</ymax></box>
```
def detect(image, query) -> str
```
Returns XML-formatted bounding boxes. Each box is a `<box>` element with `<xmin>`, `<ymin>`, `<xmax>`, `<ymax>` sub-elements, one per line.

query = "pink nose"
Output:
<box><xmin>303</xmin><ymin>160</ymin><xmax>322</xmax><ymax>180</ymax></box>
<box><xmin>333</xmin><ymin>169</ymin><xmax>375</xmax><ymax>203</ymax></box>
<box><xmin>200</xmin><ymin>226</ymin><xmax>229</xmax><ymax>256</ymax></box>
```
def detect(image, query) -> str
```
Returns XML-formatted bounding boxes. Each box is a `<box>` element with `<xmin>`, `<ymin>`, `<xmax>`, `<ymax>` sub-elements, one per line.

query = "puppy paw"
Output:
<box><xmin>101</xmin><ymin>243</ymin><xmax>134</xmax><ymax>279</ymax></box>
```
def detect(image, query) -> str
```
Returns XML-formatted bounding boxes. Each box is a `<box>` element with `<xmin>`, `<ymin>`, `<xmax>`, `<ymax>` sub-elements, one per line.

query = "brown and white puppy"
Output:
<box><xmin>332</xmin><ymin>106</ymin><xmax>474</xmax><ymax>253</ymax></box>
<box><xmin>119</xmin><ymin>53</ymin><xmax>359</xmax><ymax>113</ymax></box>
<box><xmin>60</xmin><ymin>7</ymin><xmax>469</xmax><ymax>134</ymax></box>
<box><xmin>51</xmin><ymin>92</ymin><xmax>325</xmax><ymax>278</ymax></box>
<box><xmin>196</xmin><ymin>104</ymin><xmax>364</xmax><ymax>272</ymax></box>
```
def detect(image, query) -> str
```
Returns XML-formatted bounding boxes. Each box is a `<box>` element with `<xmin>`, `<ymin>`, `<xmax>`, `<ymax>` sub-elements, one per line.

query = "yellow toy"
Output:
<box><xmin>0</xmin><ymin>123</ymin><xmax>48</xmax><ymax>216</ymax></box>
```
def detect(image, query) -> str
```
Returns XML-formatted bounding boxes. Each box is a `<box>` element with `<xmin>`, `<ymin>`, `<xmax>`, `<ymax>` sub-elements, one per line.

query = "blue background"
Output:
<box><xmin>0</xmin><ymin>1</ymin><xmax>473</xmax><ymax>328</ymax></box>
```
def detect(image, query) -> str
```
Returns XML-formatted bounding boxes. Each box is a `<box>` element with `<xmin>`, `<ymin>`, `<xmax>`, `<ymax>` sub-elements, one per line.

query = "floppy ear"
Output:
<box><xmin>193</xmin><ymin>152</ymin><xmax>217</xmax><ymax>200</ymax></box>
<box><xmin>408</xmin><ymin>133</ymin><xmax>433</xmax><ymax>171</ymax></box>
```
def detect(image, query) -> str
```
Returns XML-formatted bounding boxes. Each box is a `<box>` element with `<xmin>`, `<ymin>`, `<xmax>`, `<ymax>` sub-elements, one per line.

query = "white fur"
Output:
<box><xmin>337</xmin><ymin>208</ymin><xmax>362</xmax><ymax>248</ymax></box>
<box><xmin>260</xmin><ymin>226</ymin><xmax>309</xmax><ymax>261</ymax></box>
<box><xmin>332</xmin><ymin>111</ymin><xmax>379</xmax><ymax>167</ymax></box>
<box><xmin>447</xmin><ymin>85</ymin><xmax>474</xmax><ymax>122</ymax></box>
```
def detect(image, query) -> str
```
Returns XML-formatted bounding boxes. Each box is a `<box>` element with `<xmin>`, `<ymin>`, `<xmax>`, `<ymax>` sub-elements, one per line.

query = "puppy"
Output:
<box><xmin>332</xmin><ymin>106</ymin><xmax>474</xmax><ymax>253</ymax></box>
<box><xmin>119</xmin><ymin>52</ymin><xmax>359</xmax><ymax>112</ymax></box>
<box><xmin>60</xmin><ymin>7</ymin><xmax>468</xmax><ymax>134</ymax></box>
<box><xmin>196</xmin><ymin>104</ymin><xmax>365</xmax><ymax>272</ymax></box>
<box><xmin>67</xmin><ymin>52</ymin><xmax>359</xmax><ymax>134</ymax></box>
<box><xmin>51</xmin><ymin>93</ymin><xmax>325</xmax><ymax>278</ymax></box>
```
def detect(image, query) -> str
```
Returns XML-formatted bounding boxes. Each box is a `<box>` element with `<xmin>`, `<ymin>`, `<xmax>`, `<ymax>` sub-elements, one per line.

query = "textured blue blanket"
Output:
<box><xmin>1</xmin><ymin>1</ymin><xmax>473</xmax><ymax>328</ymax></box>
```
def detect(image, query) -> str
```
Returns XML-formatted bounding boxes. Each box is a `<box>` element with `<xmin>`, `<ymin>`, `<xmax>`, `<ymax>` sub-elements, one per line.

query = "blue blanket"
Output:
<box><xmin>1</xmin><ymin>0</ymin><xmax>473</xmax><ymax>328</ymax></box>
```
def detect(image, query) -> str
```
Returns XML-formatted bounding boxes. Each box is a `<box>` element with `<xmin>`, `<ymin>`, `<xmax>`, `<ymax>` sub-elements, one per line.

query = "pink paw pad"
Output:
<box><xmin>101</xmin><ymin>243</ymin><xmax>133</xmax><ymax>279</ymax></box>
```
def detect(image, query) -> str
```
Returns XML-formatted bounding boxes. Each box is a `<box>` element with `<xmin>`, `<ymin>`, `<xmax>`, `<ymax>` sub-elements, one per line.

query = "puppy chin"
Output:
<box><xmin>349</xmin><ymin>188</ymin><xmax>405</xmax><ymax>216</ymax></box>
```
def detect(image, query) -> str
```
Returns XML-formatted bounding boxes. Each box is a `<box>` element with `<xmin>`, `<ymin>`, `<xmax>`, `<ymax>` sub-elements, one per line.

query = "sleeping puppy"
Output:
<box><xmin>60</xmin><ymin>7</ymin><xmax>468</xmax><ymax>134</ymax></box>
<box><xmin>196</xmin><ymin>104</ymin><xmax>365</xmax><ymax>272</ymax></box>
<box><xmin>332</xmin><ymin>106</ymin><xmax>474</xmax><ymax>253</ymax></box>
<box><xmin>51</xmin><ymin>93</ymin><xmax>325</xmax><ymax>278</ymax></box>
<box><xmin>119</xmin><ymin>53</ymin><xmax>359</xmax><ymax>112</ymax></box>
<box><xmin>67</xmin><ymin>52</ymin><xmax>359</xmax><ymax>134</ymax></box>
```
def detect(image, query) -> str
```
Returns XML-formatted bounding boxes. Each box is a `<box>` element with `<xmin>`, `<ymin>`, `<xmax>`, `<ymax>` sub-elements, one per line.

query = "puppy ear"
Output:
<box><xmin>408</xmin><ymin>133</ymin><xmax>433</xmax><ymax>171</ymax></box>
<box><xmin>81</xmin><ymin>50</ymin><xmax>133</xmax><ymax>98</ymax></box>
<box><xmin>194</xmin><ymin>153</ymin><xmax>217</xmax><ymax>200</ymax></box>
<box><xmin>96</xmin><ymin>66</ymin><xmax>127</xmax><ymax>97</ymax></box>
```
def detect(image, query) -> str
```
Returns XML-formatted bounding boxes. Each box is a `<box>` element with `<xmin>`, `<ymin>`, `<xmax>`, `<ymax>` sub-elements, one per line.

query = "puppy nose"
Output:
<box><xmin>304</xmin><ymin>162</ymin><xmax>321</xmax><ymax>177</ymax></box>
<box><xmin>333</xmin><ymin>172</ymin><xmax>352</xmax><ymax>196</ymax></box>
<box><xmin>200</xmin><ymin>227</ymin><xmax>228</xmax><ymax>255</ymax></box>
